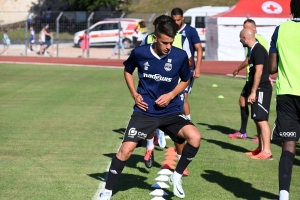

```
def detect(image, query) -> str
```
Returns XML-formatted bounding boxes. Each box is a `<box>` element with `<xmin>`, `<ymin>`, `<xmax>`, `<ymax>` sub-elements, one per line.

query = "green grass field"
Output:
<box><xmin>0</xmin><ymin>63</ymin><xmax>300</xmax><ymax>200</ymax></box>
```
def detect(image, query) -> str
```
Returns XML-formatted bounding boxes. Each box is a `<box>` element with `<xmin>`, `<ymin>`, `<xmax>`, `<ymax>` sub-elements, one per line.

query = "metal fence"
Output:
<box><xmin>0</xmin><ymin>11</ymin><xmax>289</xmax><ymax>60</ymax></box>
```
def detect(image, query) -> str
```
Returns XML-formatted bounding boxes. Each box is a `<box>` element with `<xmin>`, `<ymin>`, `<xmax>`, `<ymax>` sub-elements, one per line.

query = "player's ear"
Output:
<box><xmin>153</xmin><ymin>35</ymin><xmax>158</xmax><ymax>42</ymax></box>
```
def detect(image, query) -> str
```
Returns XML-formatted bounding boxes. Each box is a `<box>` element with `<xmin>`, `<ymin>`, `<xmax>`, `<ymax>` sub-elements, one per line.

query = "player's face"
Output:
<box><xmin>172</xmin><ymin>15</ymin><xmax>184</xmax><ymax>30</ymax></box>
<box><xmin>154</xmin><ymin>33</ymin><xmax>174</xmax><ymax>56</ymax></box>
<box><xmin>239</xmin><ymin>33</ymin><xmax>247</xmax><ymax>47</ymax></box>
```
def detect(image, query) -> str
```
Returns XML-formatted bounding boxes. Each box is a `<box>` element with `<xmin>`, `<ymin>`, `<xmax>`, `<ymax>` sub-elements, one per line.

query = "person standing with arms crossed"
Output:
<box><xmin>99</xmin><ymin>19</ymin><xmax>201</xmax><ymax>200</ymax></box>
<box><xmin>269</xmin><ymin>1</ymin><xmax>300</xmax><ymax>199</ymax></box>
<box><xmin>171</xmin><ymin>8</ymin><xmax>203</xmax><ymax>121</ymax></box>
<box><xmin>239</xmin><ymin>28</ymin><xmax>272</xmax><ymax>160</ymax></box>
<box><xmin>229</xmin><ymin>19</ymin><xmax>270</xmax><ymax>142</ymax></box>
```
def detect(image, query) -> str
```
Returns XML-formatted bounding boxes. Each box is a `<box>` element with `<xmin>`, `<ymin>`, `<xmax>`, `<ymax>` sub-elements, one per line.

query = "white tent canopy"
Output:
<box><xmin>205</xmin><ymin>0</ymin><xmax>290</xmax><ymax>61</ymax></box>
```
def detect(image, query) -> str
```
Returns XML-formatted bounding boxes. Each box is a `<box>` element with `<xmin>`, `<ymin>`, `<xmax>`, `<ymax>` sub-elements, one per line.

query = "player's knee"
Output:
<box><xmin>186</xmin><ymin>130</ymin><xmax>201</xmax><ymax>147</ymax></box>
<box><xmin>118</xmin><ymin>144</ymin><xmax>135</xmax><ymax>160</ymax></box>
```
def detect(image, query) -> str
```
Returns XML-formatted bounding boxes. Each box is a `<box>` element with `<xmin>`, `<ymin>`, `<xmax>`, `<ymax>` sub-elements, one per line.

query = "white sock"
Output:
<box><xmin>186</xmin><ymin>114</ymin><xmax>191</xmax><ymax>120</ymax></box>
<box><xmin>173</xmin><ymin>171</ymin><xmax>182</xmax><ymax>181</ymax></box>
<box><xmin>177</xmin><ymin>154</ymin><xmax>182</xmax><ymax>160</ymax></box>
<box><xmin>102</xmin><ymin>189</ymin><xmax>112</xmax><ymax>194</ymax></box>
<box><xmin>146</xmin><ymin>138</ymin><xmax>154</xmax><ymax>150</ymax></box>
<box><xmin>279</xmin><ymin>190</ymin><xmax>289</xmax><ymax>200</ymax></box>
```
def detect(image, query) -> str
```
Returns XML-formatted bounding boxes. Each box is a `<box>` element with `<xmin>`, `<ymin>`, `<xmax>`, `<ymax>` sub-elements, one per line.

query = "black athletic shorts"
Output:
<box><xmin>272</xmin><ymin>95</ymin><xmax>300</xmax><ymax>142</ymax></box>
<box><xmin>240</xmin><ymin>82</ymin><xmax>249</xmax><ymax>97</ymax></box>
<box><xmin>250</xmin><ymin>89</ymin><xmax>272</xmax><ymax>121</ymax></box>
<box><xmin>123</xmin><ymin>112</ymin><xmax>194</xmax><ymax>144</ymax></box>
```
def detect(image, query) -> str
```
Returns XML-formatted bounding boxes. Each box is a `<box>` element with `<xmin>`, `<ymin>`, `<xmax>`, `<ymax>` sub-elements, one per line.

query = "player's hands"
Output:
<box><xmin>233</xmin><ymin>69</ymin><xmax>239</xmax><ymax>77</ymax></box>
<box><xmin>248</xmin><ymin>92</ymin><xmax>256</xmax><ymax>104</ymax></box>
<box><xmin>193</xmin><ymin>68</ymin><xmax>200</xmax><ymax>78</ymax></box>
<box><xmin>134</xmin><ymin>94</ymin><xmax>148</xmax><ymax>111</ymax></box>
<box><xmin>155</xmin><ymin>93</ymin><xmax>172</xmax><ymax>108</ymax></box>
<box><xmin>269</xmin><ymin>77</ymin><xmax>274</xmax><ymax>87</ymax></box>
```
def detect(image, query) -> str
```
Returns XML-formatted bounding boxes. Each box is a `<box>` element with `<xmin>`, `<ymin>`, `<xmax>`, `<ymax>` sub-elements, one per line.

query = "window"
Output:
<box><xmin>195</xmin><ymin>17</ymin><xmax>205</xmax><ymax>28</ymax></box>
<box><xmin>184</xmin><ymin>17</ymin><xmax>192</xmax><ymax>26</ymax></box>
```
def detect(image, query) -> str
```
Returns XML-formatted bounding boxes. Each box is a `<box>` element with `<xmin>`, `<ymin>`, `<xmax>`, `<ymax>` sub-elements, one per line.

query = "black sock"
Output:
<box><xmin>239</xmin><ymin>106</ymin><xmax>249</xmax><ymax>134</ymax></box>
<box><xmin>175</xmin><ymin>143</ymin><xmax>199</xmax><ymax>174</ymax></box>
<box><xmin>105</xmin><ymin>156</ymin><xmax>126</xmax><ymax>190</ymax></box>
<box><xmin>279</xmin><ymin>151</ymin><xmax>295</xmax><ymax>192</ymax></box>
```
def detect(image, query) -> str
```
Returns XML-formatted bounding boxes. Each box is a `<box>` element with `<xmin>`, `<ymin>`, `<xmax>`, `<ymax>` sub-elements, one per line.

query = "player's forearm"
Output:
<box><xmin>124</xmin><ymin>70</ymin><xmax>138</xmax><ymax>99</ymax></box>
<box><xmin>195</xmin><ymin>44</ymin><xmax>203</xmax><ymax>71</ymax></box>
<box><xmin>251</xmin><ymin>70</ymin><xmax>262</xmax><ymax>93</ymax></box>
<box><xmin>237</xmin><ymin>58</ymin><xmax>248</xmax><ymax>71</ymax></box>
<box><xmin>188</xmin><ymin>57</ymin><xmax>193</xmax><ymax>69</ymax></box>
<box><xmin>169</xmin><ymin>80</ymin><xmax>190</xmax><ymax>99</ymax></box>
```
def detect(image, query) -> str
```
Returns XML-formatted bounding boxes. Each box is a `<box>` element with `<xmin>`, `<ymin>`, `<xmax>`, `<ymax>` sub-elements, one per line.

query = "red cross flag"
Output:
<box><xmin>261</xmin><ymin>1</ymin><xmax>283</xmax><ymax>14</ymax></box>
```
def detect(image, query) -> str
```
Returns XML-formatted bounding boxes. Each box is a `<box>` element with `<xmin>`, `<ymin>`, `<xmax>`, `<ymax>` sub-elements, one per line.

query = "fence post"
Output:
<box><xmin>56</xmin><ymin>12</ymin><xmax>63</xmax><ymax>57</ymax></box>
<box><xmin>148</xmin><ymin>13</ymin><xmax>156</xmax><ymax>33</ymax></box>
<box><xmin>25</xmin><ymin>13</ymin><xmax>29</xmax><ymax>56</ymax></box>
<box><xmin>117</xmin><ymin>12</ymin><xmax>125</xmax><ymax>60</ymax></box>
<box><xmin>87</xmin><ymin>12</ymin><xmax>94</xmax><ymax>59</ymax></box>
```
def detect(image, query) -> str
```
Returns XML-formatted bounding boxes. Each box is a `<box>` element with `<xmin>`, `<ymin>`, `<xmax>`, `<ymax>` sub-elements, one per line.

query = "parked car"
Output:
<box><xmin>73</xmin><ymin>18</ymin><xmax>148</xmax><ymax>49</ymax></box>
<box><xmin>183</xmin><ymin>6</ymin><xmax>230</xmax><ymax>49</ymax></box>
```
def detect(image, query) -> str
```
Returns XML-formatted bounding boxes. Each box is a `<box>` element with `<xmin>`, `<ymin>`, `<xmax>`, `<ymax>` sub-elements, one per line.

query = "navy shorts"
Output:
<box><xmin>272</xmin><ymin>95</ymin><xmax>300</xmax><ymax>142</ymax></box>
<box><xmin>123</xmin><ymin>112</ymin><xmax>194</xmax><ymax>144</ymax></box>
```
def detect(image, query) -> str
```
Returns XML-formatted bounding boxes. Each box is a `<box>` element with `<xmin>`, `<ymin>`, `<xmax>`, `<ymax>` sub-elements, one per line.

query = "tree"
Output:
<box><xmin>66</xmin><ymin>0</ymin><xmax>120</xmax><ymax>11</ymax></box>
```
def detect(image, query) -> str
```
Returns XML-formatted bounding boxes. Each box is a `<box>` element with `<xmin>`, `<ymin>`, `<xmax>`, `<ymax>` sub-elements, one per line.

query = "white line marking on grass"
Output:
<box><xmin>92</xmin><ymin>143</ymin><xmax>123</xmax><ymax>200</ymax></box>
<box><xmin>1</xmin><ymin>61</ymin><xmax>123</xmax><ymax>69</ymax></box>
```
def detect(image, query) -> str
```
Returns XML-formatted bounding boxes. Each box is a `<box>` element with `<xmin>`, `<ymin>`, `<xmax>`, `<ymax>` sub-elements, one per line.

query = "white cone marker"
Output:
<box><xmin>151</xmin><ymin>182</ymin><xmax>170</xmax><ymax>189</ymax></box>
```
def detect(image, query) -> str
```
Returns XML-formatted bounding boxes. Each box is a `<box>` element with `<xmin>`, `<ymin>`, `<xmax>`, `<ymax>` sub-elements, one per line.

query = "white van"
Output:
<box><xmin>73</xmin><ymin>18</ymin><xmax>148</xmax><ymax>49</ymax></box>
<box><xmin>183</xmin><ymin>6</ymin><xmax>230</xmax><ymax>48</ymax></box>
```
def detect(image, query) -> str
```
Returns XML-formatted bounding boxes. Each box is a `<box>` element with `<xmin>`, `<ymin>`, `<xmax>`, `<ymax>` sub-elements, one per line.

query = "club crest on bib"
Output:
<box><xmin>164</xmin><ymin>59</ymin><xmax>172</xmax><ymax>71</ymax></box>
<box><xmin>144</xmin><ymin>61</ymin><xmax>150</xmax><ymax>70</ymax></box>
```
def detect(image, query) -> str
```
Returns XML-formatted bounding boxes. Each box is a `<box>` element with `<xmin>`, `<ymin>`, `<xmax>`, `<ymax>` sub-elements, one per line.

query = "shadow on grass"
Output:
<box><xmin>202</xmin><ymin>138</ymin><xmax>249</xmax><ymax>153</ymax></box>
<box><xmin>113</xmin><ymin>128</ymin><xmax>126</xmax><ymax>135</ymax></box>
<box><xmin>88</xmin><ymin>172</ymin><xmax>151</xmax><ymax>197</ymax></box>
<box><xmin>103</xmin><ymin>153</ymin><xmax>162</xmax><ymax>173</ymax></box>
<box><xmin>201</xmin><ymin>170</ymin><xmax>278</xmax><ymax>200</ymax></box>
<box><xmin>89</xmin><ymin>152</ymin><xmax>173</xmax><ymax>199</ymax></box>
<box><xmin>197</xmin><ymin>122</ymin><xmax>236</xmax><ymax>135</ymax></box>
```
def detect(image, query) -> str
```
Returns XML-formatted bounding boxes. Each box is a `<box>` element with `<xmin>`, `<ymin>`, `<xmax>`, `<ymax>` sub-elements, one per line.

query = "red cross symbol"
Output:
<box><xmin>201</xmin><ymin>28</ymin><xmax>206</xmax><ymax>34</ymax></box>
<box><xmin>267</xmin><ymin>4</ymin><xmax>277</xmax><ymax>11</ymax></box>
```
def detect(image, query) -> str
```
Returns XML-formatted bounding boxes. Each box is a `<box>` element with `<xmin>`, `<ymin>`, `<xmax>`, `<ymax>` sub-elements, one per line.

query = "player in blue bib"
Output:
<box><xmin>100</xmin><ymin>18</ymin><xmax>202</xmax><ymax>200</ymax></box>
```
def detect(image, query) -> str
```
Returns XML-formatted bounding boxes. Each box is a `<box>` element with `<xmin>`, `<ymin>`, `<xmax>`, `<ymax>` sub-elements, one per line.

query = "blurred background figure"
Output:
<box><xmin>80</xmin><ymin>30</ymin><xmax>89</xmax><ymax>58</ymax></box>
<box><xmin>1</xmin><ymin>29</ymin><xmax>10</xmax><ymax>55</ymax></box>
<box><xmin>111</xmin><ymin>27</ymin><xmax>126</xmax><ymax>56</ymax></box>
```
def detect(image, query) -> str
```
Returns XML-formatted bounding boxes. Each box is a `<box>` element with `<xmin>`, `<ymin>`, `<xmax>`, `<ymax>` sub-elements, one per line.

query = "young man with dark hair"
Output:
<box><xmin>99</xmin><ymin>18</ymin><xmax>201</xmax><ymax>200</ymax></box>
<box><xmin>140</xmin><ymin>15</ymin><xmax>192</xmax><ymax>176</ymax></box>
<box><xmin>269</xmin><ymin>1</ymin><xmax>300</xmax><ymax>199</ymax></box>
<box><xmin>171</xmin><ymin>7</ymin><xmax>203</xmax><ymax>120</ymax></box>
<box><xmin>229</xmin><ymin>19</ymin><xmax>270</xmax><ymax>143</ymax></box>
<box><xmin>239</xmin><ymin>28</ymin><xmax>272</xmax><ymax>160</ymax></box>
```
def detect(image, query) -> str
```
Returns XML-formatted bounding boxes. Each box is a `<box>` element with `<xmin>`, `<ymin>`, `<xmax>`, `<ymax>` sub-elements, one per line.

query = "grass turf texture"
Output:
<box><xmin>0</xmin><ymin>63</ymin><xmax>299</xmax><ymax>200</ymax></box>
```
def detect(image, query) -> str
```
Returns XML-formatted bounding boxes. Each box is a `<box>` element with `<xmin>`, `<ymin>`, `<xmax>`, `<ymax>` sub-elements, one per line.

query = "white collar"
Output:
<box><xmin>250</xmin><ymin>42</ymin><xmax>258</xmax><ymax>52</ymax></box>
<box><xmin>178</xmin><ymin>24</ymin><xmax>186</xmax><ymax>33</ymax></box>
<box><xmin>150</xmin><ymin>43</ymin><xmax>170</xmax><ymax>59</ymax></box>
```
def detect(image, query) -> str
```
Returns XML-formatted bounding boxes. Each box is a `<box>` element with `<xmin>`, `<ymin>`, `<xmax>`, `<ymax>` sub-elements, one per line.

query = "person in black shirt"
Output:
<box><xmin>239</xmin><ymin>28</ymin><xmax>273</xmax><ymax>160</ymax></box>
<box><xmin>42</xmin><ymin>28</ymin><xmax>52</xmax><ymax>55</ymax></box>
